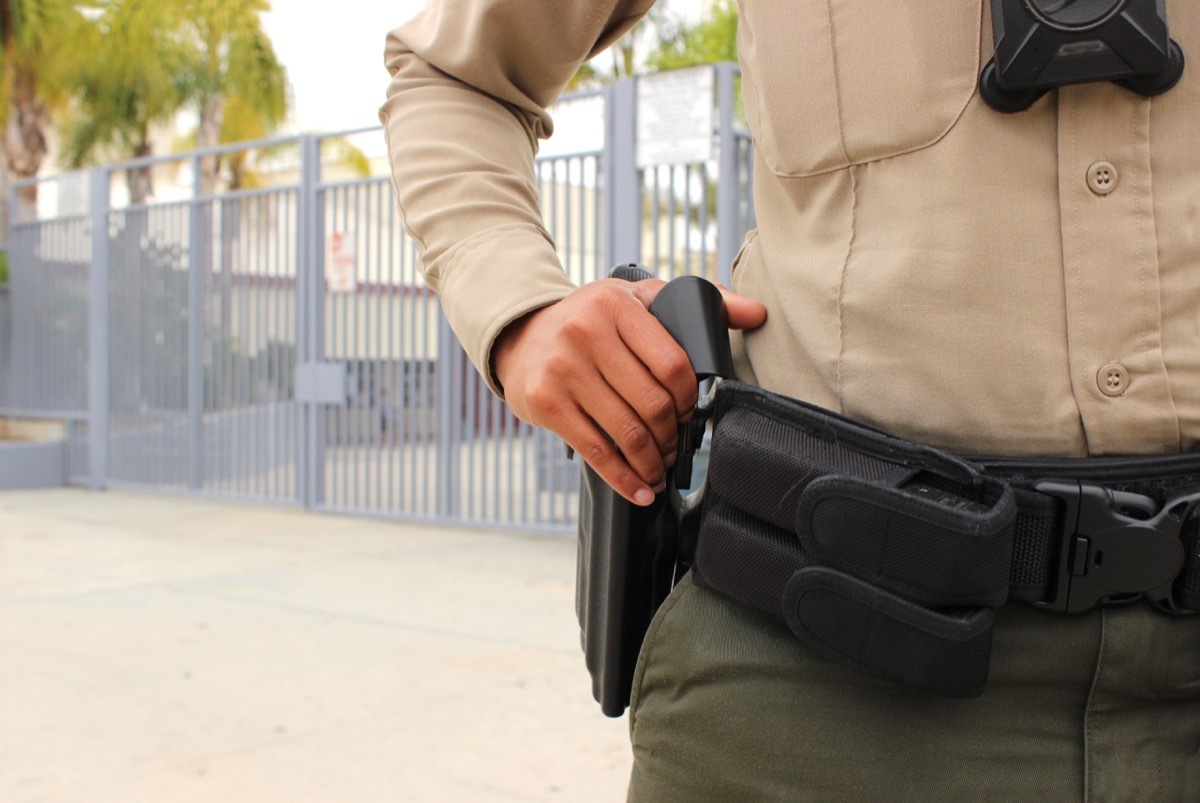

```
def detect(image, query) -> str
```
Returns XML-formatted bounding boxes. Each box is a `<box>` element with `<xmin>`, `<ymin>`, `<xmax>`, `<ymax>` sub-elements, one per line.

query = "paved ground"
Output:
<box><xmin>0</xmin><ymin>489</ymin><xmax>632</xmax><ymax>802</ymax></box>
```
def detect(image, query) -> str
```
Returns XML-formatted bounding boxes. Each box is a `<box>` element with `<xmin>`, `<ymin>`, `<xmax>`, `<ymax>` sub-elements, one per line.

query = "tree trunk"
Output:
<box><xmin>128</xmin><ymin>140</ymin><xmax>154</xmax><ymax>206</ymax></box>
<box><xmin>6</xmin><ymin>68</ymin><xmax>48</xmax><ymax>215</ymax></box>
<box><xmin>0</xmin><ymin>159</ymin><xmax>10</xmax><ymax>248</ymax></box>
<box><xmin>197</xmin><ymin>93</ymin><xmax>225</xmax><ymax>197</ymax></box>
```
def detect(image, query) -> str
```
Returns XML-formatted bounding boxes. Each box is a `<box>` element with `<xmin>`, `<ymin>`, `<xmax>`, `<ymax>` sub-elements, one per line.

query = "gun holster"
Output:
<box><xmin>575</xmin><ymin>268</ymin><xmax>735</xmax><ymax>717</ymax></box>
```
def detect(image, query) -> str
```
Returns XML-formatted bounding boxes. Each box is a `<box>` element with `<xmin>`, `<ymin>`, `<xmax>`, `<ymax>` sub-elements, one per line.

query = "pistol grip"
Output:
<box><xmin>649</xmin><ymin>276</ymin><xmax>735</xmax><ymax>381</ymax></box>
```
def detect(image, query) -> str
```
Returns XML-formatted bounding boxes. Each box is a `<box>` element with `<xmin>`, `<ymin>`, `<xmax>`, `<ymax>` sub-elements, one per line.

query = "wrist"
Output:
<box><xmin>491</xmin><ymin>308</ymin><xmax>539</xmax><ymax>393</ymax></box>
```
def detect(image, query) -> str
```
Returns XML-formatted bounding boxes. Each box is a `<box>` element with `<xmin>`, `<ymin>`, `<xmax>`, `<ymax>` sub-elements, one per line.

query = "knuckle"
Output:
<box><xmin>642</xmin><ymin>388</ymin><xmax>676</xmax><ymax>424</ymax></box>
<box><xmin>522</xmin><ymin>381</ymin><xmax>551</xmax><ymax>411</ymax></box>
<box><xmin>559</xmin><ymin>314</ymin><xmax>593</xmax><ymax>342</ymax></box>
<box><xmin>594</xmin><ymin>285</ymin><xmax>637</xmax><ymax>318</ymax></box>
<box><xmin>581</xmin><ymin>438</ymin><xmax>615</xmax><ymax>467</ymax></box>
<box><xmin>618</xmin><ymin>421</ymin><xmax>654</xmax><ymax>453</ymax></box>
<box><xmin>523</xmin><ymin>381</ymin><xmax>563</xmax><ymax>419</ymax></box>
<box><xmin>662</xmin><ymin>350</ymin><xmax>694</xmax><ymax>386</ymax></box>
<box><xmin>539</xmin><ymin>350</ymin><xmax>574</xmax><ymax>382</ymax></box>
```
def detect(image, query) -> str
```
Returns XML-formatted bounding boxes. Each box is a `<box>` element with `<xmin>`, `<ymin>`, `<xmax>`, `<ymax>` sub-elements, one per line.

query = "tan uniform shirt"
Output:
<box><xmin>381</xmin><ymin>1</ymin><xmax>1200</xmax><ymax>459</ymax></box>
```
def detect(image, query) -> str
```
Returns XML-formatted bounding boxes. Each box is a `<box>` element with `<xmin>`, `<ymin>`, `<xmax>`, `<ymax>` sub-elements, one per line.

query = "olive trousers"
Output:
<box><xmin>627</xmin><ymin>573</ymin><xmax>1200</xmax><ymax>802</ymax></box>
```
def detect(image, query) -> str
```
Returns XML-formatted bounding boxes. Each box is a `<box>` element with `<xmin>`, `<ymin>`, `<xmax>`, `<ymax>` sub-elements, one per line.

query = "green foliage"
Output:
<box><xmin>0</xmin><ymin>0</ymin><xmax>92</xmax><ymax>200</ymax></box>
<box><xmin>0</xmin><ymin>249</ymin><xmax>9</xmax><ymax>285</ymax></box>
<box><xmin>0</xmin><ymin>0</ymin><xmax>73</xmax><ymax>52</ymax></box>
<box><xmin>0</xmin><ymin>0</ymin><xmax>86</xmax><ymax>87</ymax></box>
<box><xmin>60</xmin><ymin>0</ymin><xmax>290</xmax><ymax>187</ymax></box>
<box><xmin>567</xmin><ymin>3</ymin><xmax>677</xmax><ymax>89</ymax></box>
<box><xmin>61</xmin><ymin>0</ymin><xmax>191</xmax><ymax>166</ymax></box>
<box><xmin>569</xmin><ymin>0</ymin><xmax>738</xmax><ymax>89</ymax></box>
<box><xmin>646</xmin><ymin>0</ymin><xmax>738</xmax><ymax>73</ymax></box>
<box><xmin>181</xmin><ymin>0</ymin><xmax>288</xmax><ymax>125</ymax></box>
<box><xmin>321</xmin><ymin>137</ymin><xmax>372</xmax><ymax>177</ymax></box>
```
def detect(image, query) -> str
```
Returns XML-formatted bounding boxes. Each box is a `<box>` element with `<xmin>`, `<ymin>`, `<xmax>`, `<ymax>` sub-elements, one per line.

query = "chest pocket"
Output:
<box><xmin>738</xmin><ymin>0</ymin><xmax>985</xmax><ymax>176</ymax></box>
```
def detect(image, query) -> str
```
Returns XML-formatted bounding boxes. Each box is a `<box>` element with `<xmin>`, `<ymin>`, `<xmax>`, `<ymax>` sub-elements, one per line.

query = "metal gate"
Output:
<box><xmin>0</xmin><ymin>64</ymin><xmax>754</xmax><ymax>532</ymax></box>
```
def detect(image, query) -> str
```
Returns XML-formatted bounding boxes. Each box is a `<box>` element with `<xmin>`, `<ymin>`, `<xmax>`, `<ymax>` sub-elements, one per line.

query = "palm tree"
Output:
<box><xmin>62</xmin><ymin>0</ymin><xmax>289</xmax><ymax>203</ymax></box>
<box><xmin>180</xmin><ymin>0</ymin><xmax>288</xmax><ymax>195</ymax></box>
<box><xmin>0</xmin><ymin>0</ymin><xmax>85</xmax><ymax>210</ymax></box>
<box><xmin>61</xmin><ymin>0</ymin><xmax>191</xmax><ymax>203</ymax></box>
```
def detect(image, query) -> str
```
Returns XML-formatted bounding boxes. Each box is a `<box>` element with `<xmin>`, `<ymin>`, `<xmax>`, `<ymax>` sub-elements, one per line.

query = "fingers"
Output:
<box><xmin>715</xmin><ymin>284</ymin><xmax>769</xmax><ymax>330</ymax></box>
<box><xmin>611</xmin><ymin>278</ymin><xmax>699</xmax><ymax>419</ymax></box>
<box><xmin>494</xmin><ymin>285</ymin><xmax>681</xmax><ymax>506</ymax></box>
<box><xmin>624</xmin><ymin>277</ymin><xmax>667</xmax><ymax>309</ymax></box>
<box><xmin>611</xmin><ymin>314</ymin><xmax>698</xmax><ymax>422</ymax></box>
<box><xmin>617</xmin><ymin>274</ymin><xmax>768</xmax><ymax>331</ymax></box>
<box><xmin>585</xmin><ymin>284</ymin><xmax>692</xmax><ymax>490</ymax></box>
<box><xmin>559</xmin><ymin>401</ymin><xmax>662</xmax><ymax>507</ymax></box>
<box><xmin>490</xmin><ymin>277</ymin><xmax>761</xmax><ymax>508</ymax></box>
<box><xmin>625</xmin><ymin>274</ymin><xmax>767</xmax><ymax>333</ymax></box>
<box><xmin>596</xmin><ymin>348</ymin><xmax>681</xmax><ymax>464</ymax></box>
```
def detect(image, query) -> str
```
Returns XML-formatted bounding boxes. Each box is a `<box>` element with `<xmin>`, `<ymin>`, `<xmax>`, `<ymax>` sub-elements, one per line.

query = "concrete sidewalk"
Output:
<box><xmin>0</xmin><ymin>489</ymin><xmax>632</xmax><ymax>802</ymax></box>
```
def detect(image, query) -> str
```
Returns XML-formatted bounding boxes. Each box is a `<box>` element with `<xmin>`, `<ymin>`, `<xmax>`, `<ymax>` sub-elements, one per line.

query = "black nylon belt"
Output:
<box><xmin>689</xmin><ymin>381</ymin><xmax>1200</xmax><ymax>697</ymax></box>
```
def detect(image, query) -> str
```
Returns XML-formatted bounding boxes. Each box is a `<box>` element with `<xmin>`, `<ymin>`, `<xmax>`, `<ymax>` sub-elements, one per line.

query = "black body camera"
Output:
<box><xmin>980</xmin><ymin>0</ymin><xmax>1185</xmax><ymax>112</ymax></box>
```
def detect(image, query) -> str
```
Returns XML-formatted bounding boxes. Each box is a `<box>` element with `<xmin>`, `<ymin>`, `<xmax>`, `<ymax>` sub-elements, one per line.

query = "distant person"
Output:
<box><xmin>379</xmin><ymin>388</ymin><xmax>396</xmax><ymax>444</ymax></box>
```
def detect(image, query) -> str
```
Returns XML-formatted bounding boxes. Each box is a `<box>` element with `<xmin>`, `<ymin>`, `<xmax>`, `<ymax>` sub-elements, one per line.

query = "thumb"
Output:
<box><xmin>718</xmin><ymin>285</ymin><xmax>768</xmax><ymax>331</ymax></box>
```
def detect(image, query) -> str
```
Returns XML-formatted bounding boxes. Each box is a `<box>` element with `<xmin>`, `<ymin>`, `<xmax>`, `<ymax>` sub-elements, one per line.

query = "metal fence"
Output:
<box><xmin>0</xmin><ymin>64</ymin><xmax>754</xmax><ymax>532</ymax></box>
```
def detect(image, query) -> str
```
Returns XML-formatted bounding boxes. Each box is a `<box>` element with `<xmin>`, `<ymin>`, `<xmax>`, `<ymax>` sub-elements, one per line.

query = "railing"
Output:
<box><xmin>1</xmin><ymin>64</ymin><xmax>754</xmax><ymax>532</ymax></box>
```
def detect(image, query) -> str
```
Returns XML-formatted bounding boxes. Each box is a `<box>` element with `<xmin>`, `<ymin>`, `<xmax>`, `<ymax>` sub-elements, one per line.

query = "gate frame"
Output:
<box><xmin>1</xmin><ymin>64</ymin><xmax>754</xmax><ymax>532</ymax></box>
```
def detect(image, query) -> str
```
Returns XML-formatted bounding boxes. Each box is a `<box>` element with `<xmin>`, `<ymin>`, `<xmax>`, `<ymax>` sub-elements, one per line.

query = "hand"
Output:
<box><xmin>493</xmin><ymin>278</ymin><xmax>767</xmax><ymax>506</ymax></box>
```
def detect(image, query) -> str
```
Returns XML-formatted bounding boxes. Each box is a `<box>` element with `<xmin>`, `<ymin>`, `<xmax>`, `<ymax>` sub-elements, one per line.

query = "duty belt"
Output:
<box><xmin>690</xmin><ymin>381</ymin><xmax>1200</xmax><ymax>697</ymax></box>
<box><xmin>574</xmin><ymin>273</ymin><xmax>1200</xmax><ymax>714</ymax></box>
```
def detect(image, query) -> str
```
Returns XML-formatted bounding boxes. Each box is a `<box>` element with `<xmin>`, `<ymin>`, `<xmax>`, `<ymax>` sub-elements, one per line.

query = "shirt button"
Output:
<box><xmin>1087</xmin><ymin>161</ymin><xmax>1119</xmax><ymax>196</ymax></box>
<box><xmin>1098</xmin><ymin>363</ymin><xmax>1129</xmax><ymax>397</ymax></box>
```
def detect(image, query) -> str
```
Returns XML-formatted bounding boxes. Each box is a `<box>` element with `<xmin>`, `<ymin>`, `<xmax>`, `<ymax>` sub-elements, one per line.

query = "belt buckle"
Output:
<box><xmin>1032</xmin><ymin>480</ymin><xmax>1193</xmax><ymax>614</ymax></box>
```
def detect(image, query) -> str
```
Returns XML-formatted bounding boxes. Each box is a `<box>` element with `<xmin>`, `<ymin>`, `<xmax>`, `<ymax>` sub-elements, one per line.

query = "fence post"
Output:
<box><xmin>716</xmin><ymin>62</ymin><xmax>740</xmax><ymax>288</ymax></box>
<box><xmin>604</xmin><ymin>76</ymin><xmax>642</xmax><ymax>269</ymax></box>
<box><xmin>297</xmin><ymin>134</ymin><xmax>327</xmax><ymax>509</ymax></box>
<box><xmin>88</xmin><ymin>168</ymin><xmax>111</xmax><ymax>490</ymax></box>
<box><xmin>435</xmin><ymin>319</ymin><xmax>461</xmax><ymax>519</ymax></box>
<box><xmin>187</xmin><ymin>155</ymin><xmax>206</xmax><ymax>490</ymax></box>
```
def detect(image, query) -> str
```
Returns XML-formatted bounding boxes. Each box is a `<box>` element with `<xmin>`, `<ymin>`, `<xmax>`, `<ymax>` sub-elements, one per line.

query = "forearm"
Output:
<box><xmin>379</xmin><ymin>0</ymin><xmax>655</xmax><ymax>390</ymax></box>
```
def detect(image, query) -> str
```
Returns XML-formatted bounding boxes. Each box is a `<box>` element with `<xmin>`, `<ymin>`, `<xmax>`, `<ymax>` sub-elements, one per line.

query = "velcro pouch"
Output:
<box><xmin>783</xmin><ymin>568</ymin><xmax>996</xmax><ymax>697</ymax></box>
<box><xmin>691</xmin><ymin>381</ymin><xmax>1017</xmax><ymax>696</ymax></box>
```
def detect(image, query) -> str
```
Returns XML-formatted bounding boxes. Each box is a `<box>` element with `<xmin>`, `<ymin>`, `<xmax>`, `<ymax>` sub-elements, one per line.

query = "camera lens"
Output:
<box><xmin>1028</xmin><ymin>0</ymin><xmax>1124</xmax><ymax>28</ymax></box>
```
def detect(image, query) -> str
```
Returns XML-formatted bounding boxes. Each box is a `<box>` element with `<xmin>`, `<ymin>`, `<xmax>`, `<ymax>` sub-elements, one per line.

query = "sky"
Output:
<box><xmin>261</xmin><ymin>1</ymin><xmax>424</xmax><ymax>134</ymax></box>
<box><xmin>261</xmin><ymin>0</ymin><xmax>710</xmax><ymax>135</ymax></box>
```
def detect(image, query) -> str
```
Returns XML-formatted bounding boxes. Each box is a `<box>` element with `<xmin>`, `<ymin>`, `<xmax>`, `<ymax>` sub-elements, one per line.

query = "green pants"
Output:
<box><xmin>628</xmin><ymin>573</ymin><xmax>1200</xmax><ymax>802</ymax></box>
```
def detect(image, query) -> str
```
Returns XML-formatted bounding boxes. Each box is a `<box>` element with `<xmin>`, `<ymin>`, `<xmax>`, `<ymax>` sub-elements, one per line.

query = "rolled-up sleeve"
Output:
<box><xmin>380</xmin><ymin>0</ymin><xmax>654</xmax><ymax>394</ymax></box>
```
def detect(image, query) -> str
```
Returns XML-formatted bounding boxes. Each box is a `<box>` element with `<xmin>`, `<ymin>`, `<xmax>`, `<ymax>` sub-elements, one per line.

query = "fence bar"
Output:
<box><xmin>716</xmin><ymin>62</ymin><xmax>741</xmax><ymax>287</ymax></box>
<box><xmin>436</xmin><ymin>317</ymin><xmax>459</xmax><ymax>519</ymax></box>
<box><xmin>187</xmin><ymin>157</ymin><xmax>206</xmax><ymax>490</ymax></box>
<box><xmin>88</xmin><ymin>168</ymin><xmax>111</xmax><ymax>490</ymax></box>
<box><xmin>298</xmin><ymin>135</ymin><xmax>324</xmax><ymax>507</ymax></box>
<box><xmin>604</xmin><ymin>76</ymin><xmax>641</xmax><ymax>269</ymax></box>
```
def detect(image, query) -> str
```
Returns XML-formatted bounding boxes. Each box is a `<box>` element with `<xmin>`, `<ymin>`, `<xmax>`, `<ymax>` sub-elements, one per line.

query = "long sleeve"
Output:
<box><xmin>380</xmin><ymin>0</ymin><xmax>655</xmax><ymax>393</ymax></box>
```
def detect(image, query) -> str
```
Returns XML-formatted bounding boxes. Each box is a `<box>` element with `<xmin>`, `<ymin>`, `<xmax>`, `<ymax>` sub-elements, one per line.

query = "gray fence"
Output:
<box><xmin>0</xmin><ymin>64</ymin><xmax>754</xmax><ymax>532</ymax></box>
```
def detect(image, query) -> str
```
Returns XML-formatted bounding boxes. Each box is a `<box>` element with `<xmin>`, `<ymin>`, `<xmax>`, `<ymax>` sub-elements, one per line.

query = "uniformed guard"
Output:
<box><xmin>382</xmin><ymin>2</ymin><xmax>1200</xmax><ymax>799</ymax></box>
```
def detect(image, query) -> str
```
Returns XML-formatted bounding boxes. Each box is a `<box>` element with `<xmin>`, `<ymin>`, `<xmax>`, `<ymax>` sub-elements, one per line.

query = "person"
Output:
<box><xmin>378</xmin><ymin>387</ymin><xmax>396</xmax><ymax>444</ymax></box>
<box><xmin>381</xmin><ymin>2</ymin><xmax>1200</xmax><ymax>799</ymax></box>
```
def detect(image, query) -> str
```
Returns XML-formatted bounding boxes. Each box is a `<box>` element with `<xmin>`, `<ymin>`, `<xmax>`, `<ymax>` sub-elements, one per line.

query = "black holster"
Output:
<box><xmin>576</xmin><ymin>462</ymin><xmax>700</xmax><ymax>717</ymax></box>
<box><xmin>574</xmin><ymin>270</ymin><xmax>733</xmax><ymax>717</ymax></box>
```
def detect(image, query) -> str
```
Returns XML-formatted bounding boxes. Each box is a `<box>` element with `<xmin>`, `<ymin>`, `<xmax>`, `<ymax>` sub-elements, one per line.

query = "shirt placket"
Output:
<box><xmin>1056</xmin><ymin>82</ymin><xmax>1179</xmax><ymax>455</ymax></box>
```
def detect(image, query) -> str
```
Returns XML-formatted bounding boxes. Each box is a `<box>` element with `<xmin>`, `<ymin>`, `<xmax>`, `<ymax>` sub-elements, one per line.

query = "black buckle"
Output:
<box><xmin>1032</xmin><ymin>480</ymin><xmax>1193</xmax><ymax>613</ymax></box>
